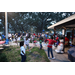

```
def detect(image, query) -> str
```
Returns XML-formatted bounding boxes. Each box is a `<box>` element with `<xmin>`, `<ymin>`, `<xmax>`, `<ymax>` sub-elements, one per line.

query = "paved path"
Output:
<box><xmin>42</xmin><ymin>42</ymin><xmax>70</xmax><ymax>62</ymax></box>
<box><xmin>8</xmin><ymin>41</ymin><xmax>71</xmax><ymax>62</ymax></box>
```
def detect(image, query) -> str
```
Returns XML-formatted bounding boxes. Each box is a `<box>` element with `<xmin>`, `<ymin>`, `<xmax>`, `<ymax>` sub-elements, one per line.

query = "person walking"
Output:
<box><xmin>24</xmin><ymin>36</ymin><xmax>31</xmax><ymax>52</ymax></box>
<box><xmin>45</xmin><ymin>36</ymin><xmax>56</xmax><ymax>59</ymax></box>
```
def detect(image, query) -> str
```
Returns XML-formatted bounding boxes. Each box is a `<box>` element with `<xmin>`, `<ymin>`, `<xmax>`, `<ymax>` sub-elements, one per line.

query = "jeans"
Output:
<box><xmin>47</xmin><ymin>47</ymin><xmax>54</xmax><ymax>58</ymax></box>
<box><xmin>21</xmin><ymin>54</ymin><xmax>26</xmax><ymax>62</ymax></box>
<box><xmin>26</xmin><ymin>44</ymin><xmax>30</xmax><ymax>50</ymax></box>
<box><xmin>40</xmin><ymin>43</ymin><xmax>42</xmax><ymax>49</ymax></box>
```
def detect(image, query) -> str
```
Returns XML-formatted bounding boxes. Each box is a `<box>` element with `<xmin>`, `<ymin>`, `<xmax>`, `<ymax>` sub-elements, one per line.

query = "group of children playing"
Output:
<box><xmin>20</xmin><ymin>35</ymin><xmax>59</xmax><ymax>62</ymax></box>
<box><xmin>20</xmin><ymin>32</ymin><xmax>71</xmax><ymax>62</ymax></box>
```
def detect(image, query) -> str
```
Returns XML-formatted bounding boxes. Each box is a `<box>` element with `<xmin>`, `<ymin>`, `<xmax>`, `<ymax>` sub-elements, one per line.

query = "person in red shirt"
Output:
<box><xmin>65</xmin><ymin>36</ymin><xmax>69</xmax><ymax>46</ymax></box>
<box><xmin>45</xmin><ymin>36</ymin><xmax>56</xmax><ymax>59</ymax></box>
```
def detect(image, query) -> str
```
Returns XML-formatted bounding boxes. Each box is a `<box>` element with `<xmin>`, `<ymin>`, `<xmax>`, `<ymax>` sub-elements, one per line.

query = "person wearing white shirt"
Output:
<box><xmin>20</xmin><ymin>41</ymin><xmax>26</xmax><ymax>62</ymax></box>
<box><xmin>8</xmin><ymin>32</ymin><xmax>12</xmax><ymax>41</ymax></box>
<box><xmin>24</xmin><ymin>37</ymin><xmax>31</xmax><ymax>52</ymax></box>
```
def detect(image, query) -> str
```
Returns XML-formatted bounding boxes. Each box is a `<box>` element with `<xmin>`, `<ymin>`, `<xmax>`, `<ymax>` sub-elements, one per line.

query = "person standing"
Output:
<box><xmin>45</xmin><ymin>36</ymin><xmax>56</xmax><ymax>59</ymax></box>
<box><xmin>15</xmin><ymin>33</ymin><xmax>18</xmax><ymax>43</ymax></box>
<box><xmin>20</xmin><ymin>41</ymin><xmax>26</xmax><ymax>62</ymax></box>
<box><xmin>2</xmin><ymin>34</ymin><xmax>5</xmax><ymax>41</ymax></box>
<box><xmin>45</xmin><ymin>33</ymin><xmax>48</xmax><ymax>39</ymax></box>
<box><xmin>39</xmin><ymin>36</ymin><xmax>43</xmax><ymax>50</ymax></box>
<box><xmin>8</xmin><ymin>32</ymin><xmax>12</xmax><ymax>41</ymax></box>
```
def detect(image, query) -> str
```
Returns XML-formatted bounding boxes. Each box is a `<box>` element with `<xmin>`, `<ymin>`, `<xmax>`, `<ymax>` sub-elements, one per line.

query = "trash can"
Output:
<box><xmin>67</xmin><ymin>47</ymin><xmax>75</xmax><ymax>62</ymax></box>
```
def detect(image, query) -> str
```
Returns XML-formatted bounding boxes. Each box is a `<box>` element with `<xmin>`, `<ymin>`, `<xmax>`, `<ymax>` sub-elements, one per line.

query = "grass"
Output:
<box><xmin>0</xmin><ymin>46</ymin><xmax>50</xmax><ymax>62</ymax></box>
<box><xmin>26</xmin><ymin>47</ymin><xmax>50</xmax><ymax>62</ymax></box>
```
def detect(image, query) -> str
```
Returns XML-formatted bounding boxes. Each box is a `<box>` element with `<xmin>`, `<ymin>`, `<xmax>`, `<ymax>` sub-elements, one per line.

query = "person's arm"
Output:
<box><xmin>54</xmin><ymin>40</ymin><xmax>57</xmax><ymax>43</ymax></box>
<box><xmin>26</xmin><ymin>47</ymin><xmax>33</xmax><ymax>51</ymax></box>
<box><xmin>22</xmin><ymin>51</ymin><xmax>26</xmax><ymax>56</ymax></box>
<box><xmin>44</xmin><ymin>39</ymin><xmax>48</xmax><ymax>43</ymax></box>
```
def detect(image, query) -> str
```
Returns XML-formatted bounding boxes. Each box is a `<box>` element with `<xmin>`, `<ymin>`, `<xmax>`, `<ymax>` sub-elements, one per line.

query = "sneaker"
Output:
<box><xmin>48</xmin><ymin>57</ymin><xmax>50</xmax><ymax>59</ymax></box>
<box><xmin>52</xmin><ymin>57</ymin><xmax>55</xmax><ymax>59</ymax></box>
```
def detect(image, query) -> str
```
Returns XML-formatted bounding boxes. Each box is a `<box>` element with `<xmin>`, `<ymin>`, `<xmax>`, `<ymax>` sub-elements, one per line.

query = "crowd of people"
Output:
<box><xmin>0</xmin><ymin>32</ymin><xmax>72</xmax><ymax>62</ymax></box>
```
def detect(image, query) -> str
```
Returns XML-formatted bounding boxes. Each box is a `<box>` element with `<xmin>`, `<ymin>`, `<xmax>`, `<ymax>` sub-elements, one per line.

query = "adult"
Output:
<box><xmin>28</xmin><ymin>32</ymin><xmax>31</xmax><ymax>38</ymax></box>
<box><xmin>8</xmin><ymin>32</ymin><xmax>12</xmax><ymax>41</ymax></box>
<box><xmin>55</xmin><ymin>36</ymin><xmax>60</xmax><ymax>47</ymax></box>
<box><xmin>42</xmin><ymin>33</ymin><xmax>45</xmax><ymax>40</ymax></box>
<box><xmin>12</xmin><ymin>33</ymin><xmax>14</xmax><ymax>41</ymax></box>
<box><xmin>14</xmin><ymin>33</ymin><xmax>18</xmax><ymax>42</ymax></box>
<box><xmin>45</xmin><ymin>36</ymin><xmax>56</xmax><ymax>59</ymax></box>
<box><xmin>65</xmin><ymin>35</ymin><xmax>69</xmax><ymax>46</ymax></box>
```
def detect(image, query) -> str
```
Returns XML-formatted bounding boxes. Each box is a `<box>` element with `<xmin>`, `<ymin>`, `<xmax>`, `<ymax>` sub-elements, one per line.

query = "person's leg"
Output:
<box><xmin>24</xmin><ymin>55</ymin><xmax>26</xmax><ymax>62</ymax></box>
<box><xmin>50</xmin><ymin>48</ymin><xmax>54</xmax><ymax>58</ymax></box>
<box><xmin>41</xmin><ymin>43</ymin><xmax>42</xmax><ymax>49</ymax></box>
<box><xmin>47</xmin><ymin>47</ymin><xmax>50</xmax><ymax>57</ymax></box>
<box><xmin>21</xmin><ymin>54</ymin><xmax>23</xmax><ymax>62</ymax></box>
<box><xmin>40</xmin><ymin>44</ymin><xmax>42</xmax><ymax>49</ymax></box>
<box><xmin>22</xmin><ymin>55</ymin><xmax>26</xmax><ymax>62</ymax></box>
<box><xmin>28</xmin><ymin>44</ymin><xmax>31</xmax><ymax>52</ymax></box>
<box><xmin>25</xmin><ymin>44</ymin><xmax>27</xmax><ymax>50</ymax></box>
<box><xmin>28</xmin><ymin>44</ymin><xmax>30</xmax><ymax>49</ymax></box>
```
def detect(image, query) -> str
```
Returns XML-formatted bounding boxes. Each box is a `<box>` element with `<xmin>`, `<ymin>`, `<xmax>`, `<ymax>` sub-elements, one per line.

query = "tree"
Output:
<box><xmin>0</xmin><ymin>12</ymin><xmax>75</xmax><ymax>33</ymax></box>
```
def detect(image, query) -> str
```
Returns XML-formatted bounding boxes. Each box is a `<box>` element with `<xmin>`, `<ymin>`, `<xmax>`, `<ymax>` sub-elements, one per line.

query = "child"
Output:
<box><xmin>24</xmin><ymin>36</ymin><xmax>31</xmax><ymax>52</ymax></box>
<box><xmin>39</xmin><ymin>36</ymin><xmax>43</xmax><ymax>50</ymax></box>
<box><xmin>20</xmin><ymin>41</ymin><xmax>26</xmax><ymax>62</ymax></box>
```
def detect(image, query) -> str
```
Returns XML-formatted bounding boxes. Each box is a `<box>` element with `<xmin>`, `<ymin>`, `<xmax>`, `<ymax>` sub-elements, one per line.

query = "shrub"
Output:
<box><xmin>0</xmin><ymin>53</ymin><xmax>8</xmax><ymax>62</ymax></box>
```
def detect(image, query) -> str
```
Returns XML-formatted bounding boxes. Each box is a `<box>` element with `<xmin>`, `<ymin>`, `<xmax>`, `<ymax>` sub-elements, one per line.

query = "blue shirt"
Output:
<box><xmin>2</xmin><ymin>35</ymin><xmax>5</xmax><ymax>39</ymax></box>
<box><xmin>45</xmin><ymin>34</ymin><xmax>47</xmax><ymax>38</ymax></box>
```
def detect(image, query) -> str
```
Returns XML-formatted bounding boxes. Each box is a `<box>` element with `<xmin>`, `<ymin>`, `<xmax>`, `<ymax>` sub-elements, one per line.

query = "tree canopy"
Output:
<box><xmin>0</xmin><ymin>12</ymin><xmax>75</xmax><ymax>33</ymax></box>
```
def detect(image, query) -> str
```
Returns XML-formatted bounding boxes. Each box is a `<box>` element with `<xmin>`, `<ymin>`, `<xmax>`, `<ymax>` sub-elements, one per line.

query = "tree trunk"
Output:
<box><xmin>21</xmin><ymin>26</ymin><xmax>24</xmax><ymax>31</ymax></box>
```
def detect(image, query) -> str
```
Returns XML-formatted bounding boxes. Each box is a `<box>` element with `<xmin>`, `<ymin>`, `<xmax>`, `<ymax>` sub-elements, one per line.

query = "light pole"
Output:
<box><xmin>5</xmin><ymin>12</ymin><xmax>9</xmax><ymax>44</ymax></box>
<box><xmin>5</xmin><ymin>12</ymin><xmax>8</xmax><ymax>39</ymax></box>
